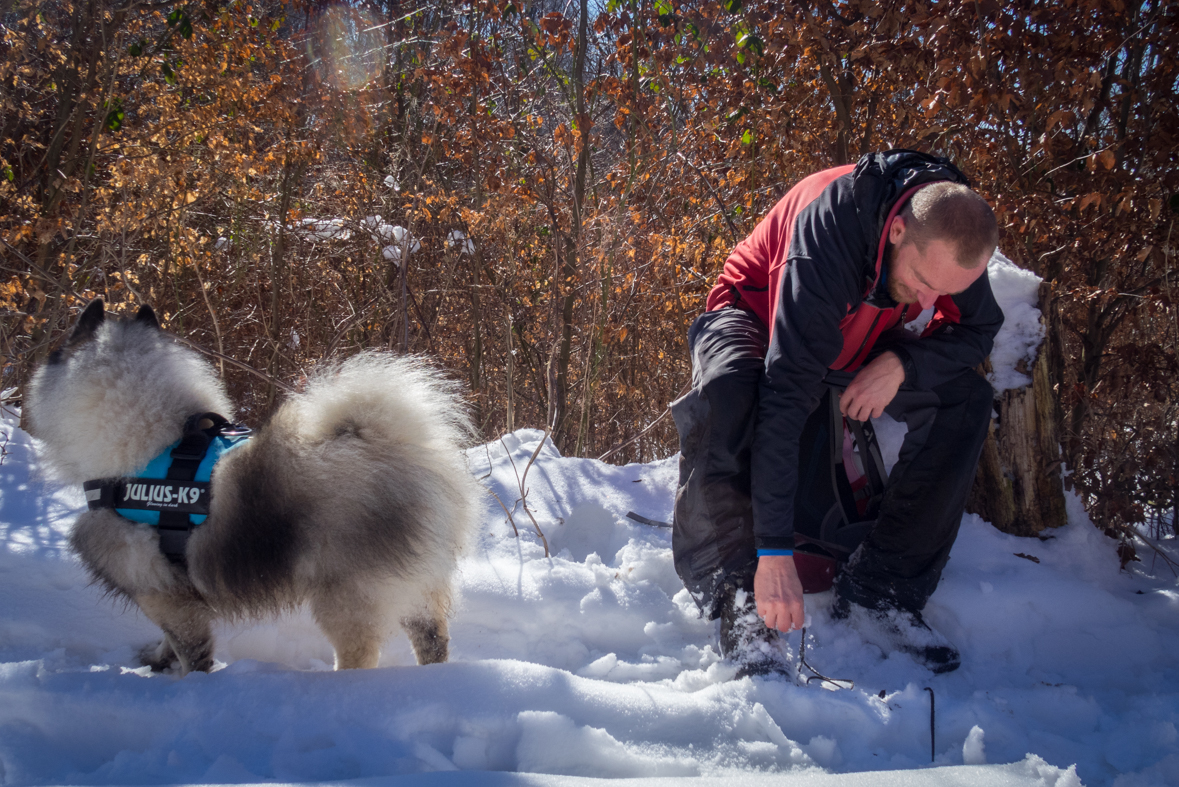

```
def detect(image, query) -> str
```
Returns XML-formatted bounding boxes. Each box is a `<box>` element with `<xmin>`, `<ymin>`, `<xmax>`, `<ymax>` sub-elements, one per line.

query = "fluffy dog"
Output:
<box><xmin>27</xmin><ymin>299</ymin><xmax>479</xmax><ymax>674</ymax></box>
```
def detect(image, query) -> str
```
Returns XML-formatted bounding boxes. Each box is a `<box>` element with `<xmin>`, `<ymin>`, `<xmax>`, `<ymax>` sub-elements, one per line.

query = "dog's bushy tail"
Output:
<box><xmin>190</xmin><ymin>351</ymin><xmax>478</xmax><ymax>620</ymax></box>
<box><xmin>288</xmin><ymin>352</ymin><xmax>475</xmax><ymax>454</ymax></box>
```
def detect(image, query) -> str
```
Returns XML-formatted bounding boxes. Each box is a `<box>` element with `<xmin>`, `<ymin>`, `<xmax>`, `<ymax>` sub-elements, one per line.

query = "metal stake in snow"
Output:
<box><xmin>925</xmin><ymin>686</ymin><xmax>936</xmax><ymax>763</ymax></box>
<box><xmin>797</xmin><ymin>628</ymin><xmax>854</xmax><ymax>690</ymax></box>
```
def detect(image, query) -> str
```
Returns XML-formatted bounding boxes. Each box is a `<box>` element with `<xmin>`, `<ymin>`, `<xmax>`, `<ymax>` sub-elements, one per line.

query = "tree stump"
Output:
<box><xmin>967</xmin><ymin>293</ymin><xmax>1068</xmax><ymax>537</ymax></box>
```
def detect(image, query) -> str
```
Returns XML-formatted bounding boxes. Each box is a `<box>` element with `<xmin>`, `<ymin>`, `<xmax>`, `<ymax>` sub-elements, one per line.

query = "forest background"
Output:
<box><xmin>1</xmin><ymin>0</ymin><xmax>1176</xmax><ymax>552</ymax></box>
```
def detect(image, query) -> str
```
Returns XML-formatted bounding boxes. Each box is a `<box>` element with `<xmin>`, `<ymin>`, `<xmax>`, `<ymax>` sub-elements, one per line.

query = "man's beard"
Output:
<box><xmin>888</xmin><ymin>275</ymin><xmax>917</xmax><ymax>305</ymax></box>
<box><xmin>884</xmin><ymin>242</ymin><xmax>918</xmax><ymax>305</ymax></box>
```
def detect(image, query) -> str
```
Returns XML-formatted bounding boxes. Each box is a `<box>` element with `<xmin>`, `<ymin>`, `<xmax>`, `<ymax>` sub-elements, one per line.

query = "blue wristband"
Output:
<box><xmin>757</xmin><ymin>549</ymin><xmax>793</xmax><ymax>557</ymax></box>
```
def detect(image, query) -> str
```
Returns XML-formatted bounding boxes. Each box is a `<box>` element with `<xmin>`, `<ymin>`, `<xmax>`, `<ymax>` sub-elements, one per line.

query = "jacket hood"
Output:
<box><xmin>852</xmin><ymin>150</ymin><xmax>970</xmax><ymax>255</ymax></box>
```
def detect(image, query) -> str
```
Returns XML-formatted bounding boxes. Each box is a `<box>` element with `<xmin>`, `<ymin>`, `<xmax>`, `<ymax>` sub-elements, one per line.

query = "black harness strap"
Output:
<box><xmin>156</xmin><ymin>413</ymin><xmax>229</xmax><ymax>566</ymax></box>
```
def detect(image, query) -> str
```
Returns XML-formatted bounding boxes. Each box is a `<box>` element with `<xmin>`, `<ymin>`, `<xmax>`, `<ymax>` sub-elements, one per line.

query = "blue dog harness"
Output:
<box><xmin>83</xmin><ymin>412</ymin><xmax>251</xmax><ymax>565</ymax></box>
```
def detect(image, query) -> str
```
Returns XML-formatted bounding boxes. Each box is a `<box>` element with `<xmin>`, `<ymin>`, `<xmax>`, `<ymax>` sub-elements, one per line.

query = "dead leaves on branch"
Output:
<box><xmin>1</xmin><ymin>0</ymin><xmax>1176</xmax><ymax>535</ymax></box>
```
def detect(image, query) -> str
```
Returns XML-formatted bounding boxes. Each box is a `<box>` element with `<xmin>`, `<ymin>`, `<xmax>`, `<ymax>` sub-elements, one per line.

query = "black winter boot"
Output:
<box><xmin>832</xmin><ymin>595</ymin><xmax>960</xmax><ymax>674</ymax></box>
<box><xmin>718</xmin><ymin>586</ymin><xmax>790</xmax><ymax>678</ymax></box>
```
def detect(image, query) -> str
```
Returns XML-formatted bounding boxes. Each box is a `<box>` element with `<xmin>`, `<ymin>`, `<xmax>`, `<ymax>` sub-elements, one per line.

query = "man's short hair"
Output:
<box><xmin>899</xmin><ymin>182</ymin><xmax>998</xmax><ymax>268</ymax></box>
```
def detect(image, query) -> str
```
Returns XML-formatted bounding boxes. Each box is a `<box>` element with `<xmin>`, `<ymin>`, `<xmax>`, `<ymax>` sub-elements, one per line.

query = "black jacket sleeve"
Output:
<box><xmin>751</xmin><ymin>250</ymin><xmax>864</xmax><ymax>551</ymax></box>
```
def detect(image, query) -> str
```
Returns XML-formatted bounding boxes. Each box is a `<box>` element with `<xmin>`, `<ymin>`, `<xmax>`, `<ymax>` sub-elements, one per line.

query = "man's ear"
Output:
<box><xmin>67</xmin><ymin>299</ymin><xmax>105</xmax><ymax>345</ymax></box>
<box><xmin>134</xmin><ymin>305</ymin><xmax>160</xmax><ymax>330</ymax></box>
<box><xmin>888</xmin><ymin>215</ymin><xmax>907</xmax><ymax>246</ymax></box>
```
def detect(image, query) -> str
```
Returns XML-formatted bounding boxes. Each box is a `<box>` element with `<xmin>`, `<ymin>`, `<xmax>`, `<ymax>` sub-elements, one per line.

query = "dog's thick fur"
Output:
<box><xmin>27</xmin><ymin>300</ymin><xmax>478</xmax><ymax>673</ymax></box>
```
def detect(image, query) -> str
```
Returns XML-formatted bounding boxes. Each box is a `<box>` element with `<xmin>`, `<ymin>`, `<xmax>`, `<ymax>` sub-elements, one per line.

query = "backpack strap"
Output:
<box><xmin>819</xmin><ymin>389</ymin><xmax>888</xmax><ymax>550</ymax></box>
<box><xmin>827</xmin><ymin>390</ymin><xmax>854</xmax><ymax>528</ymax></box>
<box><xmin>846</xmin><ymin>416</ymin><xmax>887</xmax><ymax>517</ymax></box>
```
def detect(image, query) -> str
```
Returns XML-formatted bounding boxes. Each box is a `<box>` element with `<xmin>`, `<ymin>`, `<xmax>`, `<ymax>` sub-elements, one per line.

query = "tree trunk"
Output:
<box><xmin>505</xmin><ymin>311</ymin><xmax>515</xmax><ymax>433</ymax></box>
<box><xmin>266</xmin><ymin>159</ymin><xmax>299</xmax><ymax>412</ymax></box>
<box><xmin>967</xmin><ymin>285</ymin><xmax>1068</xmax><ymax>536</ymax></box>
<box><xmin>553</xmin><ymin>0</ymin><xmax>591</xmax><ymax>451</ymax></box>
<box><xmin>467</xmin><ymin>248</ymin><xmax>484</xmax><ymax>423</ymax></box>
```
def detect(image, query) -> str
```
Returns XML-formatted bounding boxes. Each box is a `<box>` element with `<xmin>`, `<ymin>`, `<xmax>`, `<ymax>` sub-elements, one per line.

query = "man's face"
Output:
<box><xmin>886</xmin><ymin>217</ymin><xmax>988</xmax><ymax>309</ymax></box>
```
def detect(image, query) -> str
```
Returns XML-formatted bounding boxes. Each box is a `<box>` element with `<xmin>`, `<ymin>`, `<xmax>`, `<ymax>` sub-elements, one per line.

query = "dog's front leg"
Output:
<box><xmin>135</xmin><ymin>591</ymin><xmax>215</xmax><ymax>675</ymax></box>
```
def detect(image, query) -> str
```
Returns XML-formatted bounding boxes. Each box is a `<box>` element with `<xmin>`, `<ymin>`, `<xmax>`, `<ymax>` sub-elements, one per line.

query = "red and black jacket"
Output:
<box><xmin>707</xmin><ymin>150</ymin><xmax>1005</xmax><ymax>550</ymax></box>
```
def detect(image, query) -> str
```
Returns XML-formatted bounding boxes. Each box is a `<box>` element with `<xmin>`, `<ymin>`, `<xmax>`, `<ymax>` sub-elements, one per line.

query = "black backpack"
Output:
<box><xmin>791</xmin><ymin>389</ymin><xmax>888</xmax><ymax>592</ymax></box>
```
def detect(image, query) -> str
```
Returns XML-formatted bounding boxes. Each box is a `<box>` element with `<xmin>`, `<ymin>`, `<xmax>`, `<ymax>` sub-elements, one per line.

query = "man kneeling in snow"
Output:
<box><xmin>671</xmin><ymin>150</ymin><xmax>1003</xmax><ymax>675</ymax></box>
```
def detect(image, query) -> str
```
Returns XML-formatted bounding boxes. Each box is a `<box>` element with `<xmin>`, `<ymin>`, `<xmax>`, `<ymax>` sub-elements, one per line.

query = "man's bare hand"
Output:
<box><xmin>839</xmin><ymin>351</ymin><xmax>905</xmax><ymax>421</ymax></box>
<box><xmin>754</xmin><ymin>555</ymin><xmax>806</xmax><ymax>633</ymax></box>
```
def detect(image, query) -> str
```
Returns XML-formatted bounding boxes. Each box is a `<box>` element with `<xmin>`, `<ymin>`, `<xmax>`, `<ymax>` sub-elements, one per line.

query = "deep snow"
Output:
<box><xmin>1</xmin><ymin>255</ymin><xmax>1177</xmax><ymax>787</ymax></box>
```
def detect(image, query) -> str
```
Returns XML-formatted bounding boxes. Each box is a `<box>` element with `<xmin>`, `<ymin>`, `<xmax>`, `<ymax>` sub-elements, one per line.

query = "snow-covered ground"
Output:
<box><xmin>1</xmin><ymin>256</ymin><xmax>1177</xmax><ymax>787</ymax></box>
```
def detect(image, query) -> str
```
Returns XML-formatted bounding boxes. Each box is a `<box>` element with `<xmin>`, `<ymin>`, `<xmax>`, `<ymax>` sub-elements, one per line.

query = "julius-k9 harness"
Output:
<box><xmin>83</xmin><ymin>412</ymin><xmax>251</xmax><ymax>565</ymax></box>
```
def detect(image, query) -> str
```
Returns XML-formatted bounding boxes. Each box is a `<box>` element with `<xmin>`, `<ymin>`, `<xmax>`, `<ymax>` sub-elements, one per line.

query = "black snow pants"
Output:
<box><xmin>671</xmin><ymin>306</ymin><xmax>994</xmax><ymax>618</ymax></box>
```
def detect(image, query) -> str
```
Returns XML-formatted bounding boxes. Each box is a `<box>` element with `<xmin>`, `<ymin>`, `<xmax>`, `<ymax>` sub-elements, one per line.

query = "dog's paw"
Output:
<box><xmin>138</xmin><ymin>639</ymin><xmax>178</xmax><ymax>672</ymax></box>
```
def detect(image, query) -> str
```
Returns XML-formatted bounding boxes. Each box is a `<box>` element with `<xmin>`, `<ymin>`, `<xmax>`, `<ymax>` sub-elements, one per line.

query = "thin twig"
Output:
<box><xmin>675</xmin><ymin>151</ymin><xmax>739</xmax><ymax>243</ymax></box>
<box><xmin>486</xmin><ymin>486</ymin><xmax>520</xmax><ymax>538</ymax></box>
<box><xmin>0</xmin><ymin>238</ymin><xmax>66</xmax><ymax>292</ymax></box>
<box><xmin>192</xmin><ymin>257</ymin><xmax>224</xmax><ymax>378</ymax></box>
<box><xmin>500</xmin><ymin>435</ymin><xmax>524</xmax><ymax>490</ymax></box>
<box><xmin>496</xmin><ymin>435</ymin><xmax>546</xmax><ymax>551</ymax></box>
<box><xmin>170</xmin><ymin>335</ymin><xmax>297</xmax><ymax>393</ymax></box>
<box><xmin>1119</xmin><ymin>522</ymin><xmax>1179</xmax><ymax>576</ymax></box>
<box><xmin>597</xmin><ymin>383</ymin><xmax>690</xmax><ymax>462</ymax></box>
<box><xmin>519</xmin><ymin>427</ymin><xmax>552</xmax><ymax>557</ymax></box>
<box><xmin>480</xmin><ymin>441</ymin><xmax>495</xmax><ymax>480</ymax></box>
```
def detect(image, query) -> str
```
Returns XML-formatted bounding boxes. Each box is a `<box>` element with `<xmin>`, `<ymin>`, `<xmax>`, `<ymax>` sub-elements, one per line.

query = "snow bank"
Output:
<box><xmin>2</xmin><ymin>412</ymin><xmax>1177</xmax><ymax>786</ymax></box>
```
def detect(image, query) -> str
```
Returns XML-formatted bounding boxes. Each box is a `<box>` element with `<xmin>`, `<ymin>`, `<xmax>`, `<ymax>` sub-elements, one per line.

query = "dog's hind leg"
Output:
<box><xmin>402</xmin><ymin>615</ymin><xmax>449</xmax><ymax>665</ymax></box>
<box><xmin>136</xmin><ymin>591</ymin><xmax>215</xmax><ymax>674</ymax></box>
<box><xmin>402</xmin><ymin>587</ymin><xmax>451</xmax><ymax>665</ymax></box>
<box><xmin>138</xmin><ymin>637</ymin><xmax>178</xmax><ymax>672</ymax></box>
<box><xmin>311</xmin><ymin>588</ymin><xmax>384</xmax><ymax>669</ymax></box>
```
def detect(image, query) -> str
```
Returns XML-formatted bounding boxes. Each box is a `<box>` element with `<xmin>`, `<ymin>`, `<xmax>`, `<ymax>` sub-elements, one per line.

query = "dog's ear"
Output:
<box><xmin>134</xmin><ymin>304</ymin><xmax>160</xmax><ymax>330</ymax></box>
<box><xmin>67</xmin><ymin>299</ymin><xmax>105</xmax><ymax>346</ymax></box>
